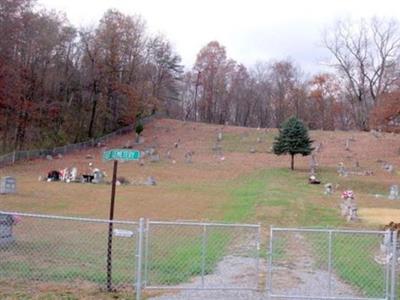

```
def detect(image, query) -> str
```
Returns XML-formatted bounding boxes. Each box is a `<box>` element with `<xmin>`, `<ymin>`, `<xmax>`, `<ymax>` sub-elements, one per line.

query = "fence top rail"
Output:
<box><xmin>0</xmin><ymin>211</ymin><xmax>137</xmax><ymax>225</ymax></box>
<box><xmin>268</xmin><ymin>294</ymin><xmax>386</xmax><ymax>300</ymax></box>
<box><xmin>148</xmin><ymin>220</ymin><xmax>260</xmax><ymax>228</ymax></box>
<box><xmin>271</xmin><ymin>227</ymin><xmax>388</xmax><ymax>234</ymax></box>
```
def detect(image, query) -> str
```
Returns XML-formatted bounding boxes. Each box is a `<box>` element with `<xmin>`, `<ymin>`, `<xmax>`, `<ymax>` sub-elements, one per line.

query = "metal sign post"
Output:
<box><xmin>103</xmin><ymin>149</ymin><xmax>141</xmax><ymax>292</ymax></box>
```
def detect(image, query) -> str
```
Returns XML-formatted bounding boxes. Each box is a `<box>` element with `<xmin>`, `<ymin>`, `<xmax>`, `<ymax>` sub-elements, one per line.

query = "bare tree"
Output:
<box><xmin>323</xmin><ymin>17</ymin><xmax>400</xmax><ymax>130</ymax></box>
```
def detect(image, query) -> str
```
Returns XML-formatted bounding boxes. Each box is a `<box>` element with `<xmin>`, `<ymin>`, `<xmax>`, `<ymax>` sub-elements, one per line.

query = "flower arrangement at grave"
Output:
<box><xmin>341</xmin><ymin>190</ymin><xmax>354</xmax><ymax>200</ymax></box>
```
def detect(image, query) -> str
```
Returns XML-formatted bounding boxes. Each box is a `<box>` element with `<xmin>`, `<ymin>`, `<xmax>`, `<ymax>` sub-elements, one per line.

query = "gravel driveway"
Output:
<box><xmin>149</xmin><ymin>233</ymin><xmax>360</xmax><ymax>300</ymax></box>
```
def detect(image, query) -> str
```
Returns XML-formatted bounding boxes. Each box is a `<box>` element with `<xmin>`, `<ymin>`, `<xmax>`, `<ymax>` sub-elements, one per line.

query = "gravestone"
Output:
<box><xmin>150</xmin><ymin>154</ymin><xmax>160</xmax><ymax>163</ymax></box>
<box><xmin>340</xmin><ymin>199</ymin><xmax>358</xmax><ymax>222</ymax></box>
<box><xmin>315</xmin><ymin>142</ymin><xmax>323</xmax><ymax>153</ymax></box>
<box><xmin>184</xmin><ymin>151</ymin><xmax>193</xmax><ymax>163</ymax></box>
<box><xmin>68</xmin><ymin>167</ymin><xmax>78</xmax><ymax>182</ymax></box>
<box><xmin>0</xmin><ymin>177</ymin><xmax>16</xmax><ymax>194</ymax></box>
<box><xmin>144</xmin><ymin>176</ymin><xmax>157</xmax><ymax>186</ymax></box>
<box><xmin>324</xmin><ymin>183</ymin><xmax>333</xmax><ymax>195</ymax></box>
<box><xmin>388</xmin><ymin>185</ymin><xmax>400</xmax><ymax>200</ymax></box>
<box><xmin>383</xmin><ymin>163</ymin><xmax>395</xmax><ymax>173</ymax></box>
<box><xmin>345</xmin><ymin>139</ymin><xmax>351</xmax><ymax>151</ymax></box>
<box><xmin>0</xmin><ymin>214</ymin><xmax>15</xmax><ymax>246</ymax></box>
<box><xmin>309</xmin><ymin>154</ymin><xmax>317</xmax><ymax>175</ymax></box>
<box><xmin>92</xmin><ymin>169</ymin><xmax>105</xmax><ymax>184</ymax></box>
<box><xmin>337</xmin><ymin>163</ymin><xmax>348</xmax><ymax>177</ymax></box>
<box><xmin>217</xmin><ymin>132</ymin><xmax>223</xmax><ymax>142</ymax></box>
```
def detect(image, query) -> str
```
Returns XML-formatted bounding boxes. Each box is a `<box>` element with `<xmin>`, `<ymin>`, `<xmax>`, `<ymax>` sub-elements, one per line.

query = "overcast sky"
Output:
<box><xmin>38</xmin><ymin>0</ymin><xmax>400</xmax><ymax>74</ymax></box>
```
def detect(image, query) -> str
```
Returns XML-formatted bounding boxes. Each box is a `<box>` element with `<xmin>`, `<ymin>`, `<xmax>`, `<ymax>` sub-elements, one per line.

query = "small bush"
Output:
<box><xmin>135</xmin><ymin>123</ymin><xmax>144</xmax><ymax>135</ymax></box>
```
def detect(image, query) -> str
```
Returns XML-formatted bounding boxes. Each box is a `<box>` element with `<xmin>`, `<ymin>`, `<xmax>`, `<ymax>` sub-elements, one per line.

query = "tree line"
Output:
<box><xmin>178</xmin><ymin>18</ymin><xmax>400</xmax><ymax>132</ymax></box>
<box><xmin>1</xmin><ymin>0</ymin><xmax>400</xmax><ymax>153</ymax></box>
<box><xmin>0</xmin><ymin>0</ymin><xmax>182</xmax><ymax>152</ymax></box>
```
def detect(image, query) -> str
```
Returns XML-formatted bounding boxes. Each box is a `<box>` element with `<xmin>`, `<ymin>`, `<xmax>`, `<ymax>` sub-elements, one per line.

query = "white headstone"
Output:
<box><xmin>217</xmin><ymin>132</ymin><xmax>223</xmax><ymax>142</ymax></box>
<box><xmin>144</xmin><ymin>176</ymin><xmax>157</xmax><ymax>186</ymax></box>
<box><xmin>324</xmin><ymin>183</ymin><xmax>333</xmax><ymax>195</ymax></box>
<box><xmin>0</xmin><ymin>177</ymin><xmax>16</xmax><ymax>194</ymax></box>
<box><xmin>92</xmin><ymin>169</ymin><xmax>105</xmax><ymax>184</ymax></box>
<box><xmin>388</xmin><ymin>185</ymin><xmax>399</xmax><ymax>200</ymax></box>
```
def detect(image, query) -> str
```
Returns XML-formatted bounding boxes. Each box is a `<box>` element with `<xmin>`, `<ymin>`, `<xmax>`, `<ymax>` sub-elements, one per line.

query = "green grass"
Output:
<box><xmin>0</xmin><ymin>165</ymin><xmax>393</xmax><ymax>296</ymax></box>
<box><xmin>309</xmin><ymin>233</ymin><xmax>386</xmax><ymax>297</ymax></box>
<box><xmin>319</xmin><ymin>167</ymin><xmax>388</xmax><ymax>195</ymax></box>
<box><xmin>333</xmin><ymin>235</ymin><xmax>385</xmax><ymax>297</ymax></box>
<box><xmin>146</xmin><ymin>232</ymin><xmax>229</xmax><ymax>285</ymax></box>
<box><xmin>0</xmin><ymin>230</ymin><xmax>136</xmax><ymax>286</ymax></box>
<box><xmin>220</xmin><ymin>132</ymin><xmax>274</xmax><ymax>153</ymax></box>
<box><xmin>221</xmin><ymin>167</ymin><xmax>389</xmax><ymax>297</ymax></box>
<box><xmin>222</xmin><ymin>168</ymin><xmax>343</xmax><ymax>227</ymax></box>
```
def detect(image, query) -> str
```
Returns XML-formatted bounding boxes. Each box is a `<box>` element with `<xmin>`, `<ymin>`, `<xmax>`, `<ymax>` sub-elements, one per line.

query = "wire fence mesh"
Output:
<box><xmin>268</xmin><ymin>228</ymin><xmax>396</xmax><ymax>300</ymax></box>
<box><xmin>0</xmin><ymin>114</ymin><xmax>158</xmax><ymax>168</ymax></box>
<box><xmin>1</xmin><ymin>211</ymin><xmax>399</xmax><ymax>300</ymax></box>
<box><xmin>0</xmin><ymin>212</ymin><xmax>138</xmax><ymax>292</ymax></box>
<box><xmin>144</xmin><ymin>221</ymin><xmax>261</xmax><ymax>291</ymax></box>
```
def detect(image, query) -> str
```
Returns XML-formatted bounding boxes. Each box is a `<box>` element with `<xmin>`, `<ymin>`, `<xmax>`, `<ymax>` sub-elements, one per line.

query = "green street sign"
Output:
<box><xmin>103</xmin><ymin>149</ymin><xmax>141</xmax><ymax>161</ymax></box>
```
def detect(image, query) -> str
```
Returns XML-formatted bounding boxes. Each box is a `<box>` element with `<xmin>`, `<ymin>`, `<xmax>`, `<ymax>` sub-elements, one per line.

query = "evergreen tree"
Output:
<box><xmin>273</xmin><ymin>117</ymin><xmax>314</xmax><ymax>170</ymax></box>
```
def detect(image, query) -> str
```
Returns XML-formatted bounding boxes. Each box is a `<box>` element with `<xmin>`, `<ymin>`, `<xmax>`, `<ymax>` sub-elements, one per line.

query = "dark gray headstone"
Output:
<box><xmin>0</xmin><ymin>214</ymin><xmax>15</xmax><ymax>246</ymax></box>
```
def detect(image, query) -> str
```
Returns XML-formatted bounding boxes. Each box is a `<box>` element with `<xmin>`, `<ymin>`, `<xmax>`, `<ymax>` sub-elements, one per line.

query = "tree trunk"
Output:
<box><xmin>88</xmin><ymin>81</ymin><xmax>98</xmax><ymax>138</ymax></box>
<box><xmin>291</xmin><ymin>154</ymin><xmax>294</xmax><ymax>170</ymax></box>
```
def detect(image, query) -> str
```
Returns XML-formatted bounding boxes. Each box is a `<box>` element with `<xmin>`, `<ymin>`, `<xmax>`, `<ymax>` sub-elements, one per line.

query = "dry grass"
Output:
<box><xmin>359</xmin><ymin>208</ymin><xmax>400</xmax><ymax>225</ymax></box>
<box><xmin>1</xmin><ymin>118</ymin><xmax>400</xmax><ymax>222</ymax></box>
<box><xmin>1</xmin><ymin>118</ymin><xmax>400</xmax><ymax>298</ymax></box>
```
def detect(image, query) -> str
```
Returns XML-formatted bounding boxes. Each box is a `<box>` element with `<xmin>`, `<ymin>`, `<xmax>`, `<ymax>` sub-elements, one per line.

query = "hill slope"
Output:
<box><xmin>1</xmin><ymin>118</ymin><xmax>400</xmax><ymax>227</ymax></box>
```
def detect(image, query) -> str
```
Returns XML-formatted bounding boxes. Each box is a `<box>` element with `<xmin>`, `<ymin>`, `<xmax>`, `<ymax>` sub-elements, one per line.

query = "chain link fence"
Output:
<box><xmin>268</xmin><ymin>227</ymin><xmax>397</xmax><ymax>300</ymax></box>
<box><xmin>0</xmin><ymin>114</ymin><xmax>158</xmax><ymax>168</ymax></box>
<box><xmin>1</xmin><ymin>211</ymin><xmax>399</xmax><ymax>300</ymax></box>
<box><xmin>0</xmin><ymin>211</ymin><xmax>139</xmax><ymax>293</ymax></box>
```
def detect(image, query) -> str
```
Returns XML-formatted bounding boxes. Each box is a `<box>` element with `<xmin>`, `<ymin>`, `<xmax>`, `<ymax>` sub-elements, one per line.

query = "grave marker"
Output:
<box><xmin>0</xmin><ymin>177</ymin><xmax>16</xmax><ymax>194</ymax></box>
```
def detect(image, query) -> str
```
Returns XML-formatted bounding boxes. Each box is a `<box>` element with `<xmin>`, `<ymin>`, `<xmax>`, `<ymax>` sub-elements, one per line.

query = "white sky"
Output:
<box><xmin>38</xmin><ymin>0</ymin><xmax>400</xmax><ymax>74</ymax></box>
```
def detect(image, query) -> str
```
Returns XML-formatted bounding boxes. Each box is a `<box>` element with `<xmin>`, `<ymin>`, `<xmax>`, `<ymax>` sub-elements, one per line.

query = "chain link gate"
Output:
<box><xmin>267</xmin><ymin>227</ymin><xmax>398</xmax><ymax>300</ymax></box>
<box><xmin>140</xmin><ymin>220</ymin><xmax>262</xmax><ymax>298</ymax></box>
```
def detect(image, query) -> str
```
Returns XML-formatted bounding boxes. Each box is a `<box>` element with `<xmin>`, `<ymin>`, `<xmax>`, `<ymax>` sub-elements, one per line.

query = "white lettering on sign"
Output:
<box><xmin>113</xmin><ymin>229</ymin><xmax>135</xmax><ymax>238</ymax></box>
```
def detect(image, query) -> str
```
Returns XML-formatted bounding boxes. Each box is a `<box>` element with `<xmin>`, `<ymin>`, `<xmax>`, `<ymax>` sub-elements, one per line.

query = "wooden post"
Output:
<box><xmin>106</xmin><ymin>160</ymin><xmax>118</xmax><ymax>292</ymax></box>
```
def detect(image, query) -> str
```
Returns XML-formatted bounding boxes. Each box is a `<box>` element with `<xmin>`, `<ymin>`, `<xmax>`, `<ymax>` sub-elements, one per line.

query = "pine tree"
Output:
<box><xmin>273</xmin><ymin>117</ymin><xmax>314</xmax><ymax>170</ymax></box>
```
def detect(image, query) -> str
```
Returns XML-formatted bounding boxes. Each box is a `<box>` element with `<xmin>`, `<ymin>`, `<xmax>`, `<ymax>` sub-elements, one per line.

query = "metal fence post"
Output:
<box><xmin>390</xmin><ymin>231</ymin><xmax>397</xmax><ymax>300</ymax></box>
<box><xmin>328</xmin><ymin>230</ymin><xmax>333</xmax><ymax>296</ymax></box>
<box><xmin>267</xmin><ymin>226</ymin><xmax>273</xmax><ymax>295</ymax></box>
<box><xmin>201</xmin><ymin>224</ymin><xmax>207</xmax><ymax>288</ymax></box>
<box><xmin>143</xmin><ymin>219</ymin><xmax>150</xmax><ymax>287</ymax></box>
<box><xmin>255</xmin><ymin>224</ymin><xmax>261</xmax><ymax>290</ymax></box>
<box><xmin>136</xmin><ymin>218</ymin><xmax>144</xmax><ymax>300</ymax></box>
<box><xmin>12</xmin><ymin>151</ymin><xmax>16</xmax><ymax>164</ymax></box>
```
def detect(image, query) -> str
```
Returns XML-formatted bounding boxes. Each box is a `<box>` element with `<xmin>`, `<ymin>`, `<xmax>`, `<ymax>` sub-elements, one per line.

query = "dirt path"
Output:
<box><xmin>149</xmin><ymin>233</ymin><xmax>360</xmax><ymax>300</ymax></box>
<box><xmin>148</xmin><ymin>255</ymin><xmax>265</xmax><ymax>300</ymax></box>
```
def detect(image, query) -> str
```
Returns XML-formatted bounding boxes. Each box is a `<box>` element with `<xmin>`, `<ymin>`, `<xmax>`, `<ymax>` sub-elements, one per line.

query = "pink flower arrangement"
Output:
<box><xmin>341</xmin><ymin>190</ymin><xmax>354</xmax><ymax>200</ymax></box>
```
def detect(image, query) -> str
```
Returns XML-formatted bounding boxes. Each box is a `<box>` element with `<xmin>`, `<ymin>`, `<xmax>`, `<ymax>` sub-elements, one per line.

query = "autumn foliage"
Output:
<box><xmin>0</xmin><ymin>1</ymin><xmax>182</xmax><ymax>152</ymax></box>
<box><xmin>370</xmin><ymin>91</ymin><xmax>400</xmax><ymax>133</ymax></box>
